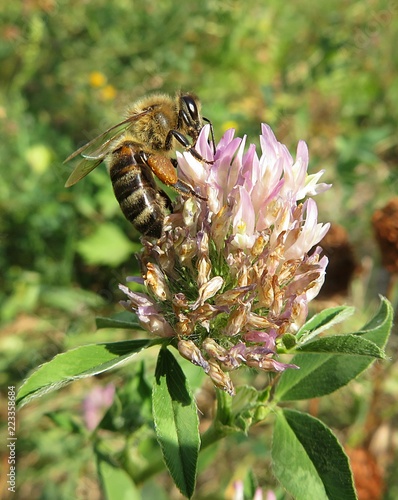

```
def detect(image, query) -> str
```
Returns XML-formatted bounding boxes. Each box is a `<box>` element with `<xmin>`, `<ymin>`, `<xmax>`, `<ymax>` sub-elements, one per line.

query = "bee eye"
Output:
<box><xmin>182</xmin><ymin>95</ymin><xmax>199</xmax><ymax>122</ymax></box>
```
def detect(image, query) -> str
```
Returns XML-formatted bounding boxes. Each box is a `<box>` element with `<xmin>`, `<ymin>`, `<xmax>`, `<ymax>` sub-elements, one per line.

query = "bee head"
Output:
<box><xmin>179</xmin><ymin>93</ymin><xmax>203</xmax><ymax>140</ymax></box>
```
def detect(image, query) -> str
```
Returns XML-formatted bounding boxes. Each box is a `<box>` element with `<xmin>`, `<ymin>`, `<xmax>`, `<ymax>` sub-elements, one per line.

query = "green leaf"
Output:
<box><xmin>275</xmin><ymin>297</ymin><xmax>393</xmax><ymax>401</ymax></box>
<box><xmin>296</xmin><ymin>305</ymin><xmax>355</xmax><ymax>343</ymax></box>
<box><xmin>242</xmin><ymin>468</ymin><xmax>259</xmax><ymax>500</ymax></box>
<box><xmin>100</xmin><ymin>362</ymin><xmax>153</xmax><ymax>433</ymax></box>
<box><xmin>272</xmin><ymin>409</ymin><xmax>356</xmax><ymax>500</ymax></box>
<box><xmin>96</xmin><ymin>315</ymin><xmax>142</xmax><ymax>330</ymax></box>
<box><xmin>152</xmin><ymin>348</ymin><xmax>200</xmax><ymax>499</ymax></box>
<box><xmin>275</xmin><ymin>340</ymin><xmax>381</xmax><ymax>402</ymax></box>
<box><xmin>297</xmin><ymin>334</ymin><xmax>385</xmax><ymax>358</ymax></box>
<box><xmin>355</xmin><ymin>296</ymin><xmax>393</xmax><ymax>349</ymax></box>
<box><xmin>17</xmin><ymin>339</ymin><xmax>151</xmax><ymax>407</ymax></box>
<box><xmin>76</xmin><ymin>223</ymin><xmax>134</xmax><ymax>266</ymax></box>
<box><xmin>45</xmin><ymin>411</ymin><xmax>83</xmax><ymax>434</ymax></box>
<box><xmin>41</xmin><ymin>286</ymin><xmax>105</xmax><ymax>313</ymax></box>
<box><xmin>97</xmin><ymin>453</ymin><xmax>140</xmax><ymax>500</ymax></box>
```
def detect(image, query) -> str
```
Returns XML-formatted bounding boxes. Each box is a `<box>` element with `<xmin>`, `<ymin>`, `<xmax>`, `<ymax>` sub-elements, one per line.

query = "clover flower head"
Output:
<box><xmin>120</xmin><ymin>124</ymin><xmax>330</xmax><ymax>395</ymax></box>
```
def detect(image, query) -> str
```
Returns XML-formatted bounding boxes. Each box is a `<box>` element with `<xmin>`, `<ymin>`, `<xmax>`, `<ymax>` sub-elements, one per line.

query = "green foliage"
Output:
<box><xmin>16</xmin><ymin>298</ymin><xmax>393</xmax><ymax>498</ymax></box>
<box><xmin>275</xmin><ymin>298</ymin><xmax>392</xmax><ymax>401</ymax></box>
<box><xmin>153</xmin><ymin>348</ymin><xmax>200</xmax><ymax>498</ymax></box>
<box><xmin>98</xmin><ymin>459</ymin><xmax>140</xmax><ymax>500</ymax></box>
<box><xmin>295</xmin><ymin>305</ymin><xmax>355</xmax><ymax>343</ymax></box>
<box><xmin>95</xmin><ymin>311</ymin><xmax>142</xmax><ymax>330</ymax></box>
<box><xmin>76</xmin><ymin>223</ymin><xmax>139</xmax><ymax>267</ymax></box>
<box><xmin>17</xmin><ymin>339</ymin><xmax>151</xmax><ymax>407</ymax></box>
<box><xmin>272</xmin><ymin>409</ymin><xmax>356</xmax><ymax>500</ymax></box>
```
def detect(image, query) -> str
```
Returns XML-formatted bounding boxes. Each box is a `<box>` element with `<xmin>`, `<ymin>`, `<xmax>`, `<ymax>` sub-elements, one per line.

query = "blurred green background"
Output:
<box><xmin>1</xmin><ymin>0</ymin><xmax>398</xmax><ymax>498</ymax></box>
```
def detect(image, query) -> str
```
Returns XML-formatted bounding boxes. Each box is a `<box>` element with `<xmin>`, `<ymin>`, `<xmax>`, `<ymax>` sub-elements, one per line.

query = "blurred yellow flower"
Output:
<box><xmin>99</xmin><ymin>84</ymin><xmax>117</xmax><ymax>101</ymax></box>
<box><xmin>26</xmin><ymin>144</ymin><xmax>52</xmax><ymax>173</ymax></box>
<box><xmin>221</xmin><ymin>120</ymin><xmax>239</xmax><ymax>133</ymax></box>
<box><xmin>89</xmin><ymin>71</ymin><xmax>107</xmax><ymax>88</ymax></box>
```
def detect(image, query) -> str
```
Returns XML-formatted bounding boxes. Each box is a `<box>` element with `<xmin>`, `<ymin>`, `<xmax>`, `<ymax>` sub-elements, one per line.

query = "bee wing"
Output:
<box><xmin>64</xmin><ymin>110</ymin><xmax>150</xmax><ymax>187</ymax></box>
<box><xmin>64</xmin><ymin>157</ymin><xmax>104</xmax><ymax>187</ymax></box>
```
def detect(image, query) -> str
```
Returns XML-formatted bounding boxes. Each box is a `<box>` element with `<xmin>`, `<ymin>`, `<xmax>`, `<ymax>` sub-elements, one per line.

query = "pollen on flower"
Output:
<box><xmin>236</xmin><ymin>220</ymin><xmax>246</xmax><ymax>233</ymax></box>
<box><xmin>120</xmin><ymin>122</ymin><xmax>331</xmax><ymax>396</ymax></box>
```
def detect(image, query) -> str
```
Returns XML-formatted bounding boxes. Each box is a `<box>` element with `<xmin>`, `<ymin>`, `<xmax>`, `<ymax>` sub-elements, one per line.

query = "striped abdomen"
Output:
<box><xmin>109</xmin><ymin>142</ymin><xmax>170</xmax><ymax>238</ymax></box>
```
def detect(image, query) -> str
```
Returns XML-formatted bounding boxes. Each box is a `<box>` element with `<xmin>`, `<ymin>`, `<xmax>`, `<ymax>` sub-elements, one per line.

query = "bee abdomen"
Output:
<box><xmin>131</xmin><ymin>204</ymin><xmax>164</xmax><ymax>238</ymax></box>
<box><xmin>110</xmin><ymin>156</ymin><xmax>167</xmax><ymax>238</ymax></box>
<box><xmin>118</xmin><ymin>187</ymin><xmax>165</xmax><ymax>238</ymax></box>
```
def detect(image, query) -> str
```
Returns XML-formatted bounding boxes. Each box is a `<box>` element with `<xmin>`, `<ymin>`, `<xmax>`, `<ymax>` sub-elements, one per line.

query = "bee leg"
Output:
<box><xmin>171</xmin><ymin>179</ymin><xmax>207</xmax><ymax>201</ymax></box>
<box><xmin>158</xmin><ymin>189</ymin><xmax>173</xmax><ymax>212</ymax></box>
<box><xmin>167</xmin><ymin>130</ymin><xmax>214</xmax><ymax>164</ymax></box>
<box><xmin>203</xmin><ymin>116</ymin><xmax>216</xmax><ymax>155</ymax></box>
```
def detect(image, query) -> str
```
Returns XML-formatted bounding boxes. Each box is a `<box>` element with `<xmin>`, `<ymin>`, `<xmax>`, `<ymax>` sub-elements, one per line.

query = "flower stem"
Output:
<box><xmin>200</xmin><ymin>423</ymin><xmax>229</xmax><ymax>450</ymax></box>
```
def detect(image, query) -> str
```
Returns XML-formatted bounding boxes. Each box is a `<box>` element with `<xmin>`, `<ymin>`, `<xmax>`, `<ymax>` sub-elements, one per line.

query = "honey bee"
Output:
<box><xmin>64</xmin><ymin>92</ymin><xmax>214</xmax><ymax>238</ymax></box>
